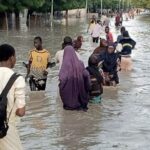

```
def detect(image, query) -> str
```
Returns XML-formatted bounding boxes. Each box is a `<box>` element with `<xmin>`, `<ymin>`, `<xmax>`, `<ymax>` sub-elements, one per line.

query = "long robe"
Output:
<box><xmin>0</xmin><ymin>67</ymin><xmax>26</xmax><ymax>150</ymax></box>
<box><xmin>59</xmin><ymin>46</ymin><xmax>90</xmax><ymax>110</ymax></box>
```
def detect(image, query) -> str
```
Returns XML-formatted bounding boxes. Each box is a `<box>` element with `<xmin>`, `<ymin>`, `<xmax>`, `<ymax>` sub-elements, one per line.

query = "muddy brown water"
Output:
<box><xmin>0</xmin><ymin>14</ymin><xmax>150</xmax><ymax>150</ymax></box>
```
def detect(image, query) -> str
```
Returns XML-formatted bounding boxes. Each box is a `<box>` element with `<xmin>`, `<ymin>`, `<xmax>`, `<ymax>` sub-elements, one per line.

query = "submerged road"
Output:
<box><xmin>0</xmin><ymin>14</ymin><xmax>150</xmax><ymax>150</ymax></box>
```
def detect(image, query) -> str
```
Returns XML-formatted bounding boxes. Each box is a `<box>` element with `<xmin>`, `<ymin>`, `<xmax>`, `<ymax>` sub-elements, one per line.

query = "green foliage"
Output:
<box><xmin>86</xmin><ymin>0</ymin><xmax>124</xmax><ymax>11</ymax></box>
<box><xmin>22</xmin><ymin>0</ymin><xmax>45</xmax><ymax>9</ymax></box>
<box><xmin>0</xmin><ymin>0</ymin><xmax>149</xmax><ymax>13</ymax></box>
<box><xmin>54</xmin><ymin>0</ymin><xmax>86</xmax><ymax>11</ymax></box>
<box><xmin>0</xmin><ymin>3</ymin><xmax>7</xmax><ymax>12</ymax></box>
<box><xmin>0</xmin><ymin>0</ymin><xmax>45</xmax><ymax>12</ymax></box>
<box><xmin>0</xmin><ymin>0</ymin><xmax>24</xmax><ymax>12</ymax></box>
<box><xmin>131</xmin><ymin>0</ymin><xmax>150</xmax><ymax>8</ymax></box>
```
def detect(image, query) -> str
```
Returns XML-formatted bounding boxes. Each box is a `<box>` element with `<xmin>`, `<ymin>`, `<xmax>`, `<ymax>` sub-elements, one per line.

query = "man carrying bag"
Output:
<box><xmin>0</xmin><ymin>44</ymin><xmax>26</xmax><ymax>150</ymax></box>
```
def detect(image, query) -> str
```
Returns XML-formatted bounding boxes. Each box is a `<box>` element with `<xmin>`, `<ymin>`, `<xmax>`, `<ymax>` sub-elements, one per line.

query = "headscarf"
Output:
<box><xmin>59</xmin><ymin>46</ymin><xmax>90</xmax><ymax>109</ymax></box>
<box><xmin>101</xmin><ymin>42</ymin><xmax>118</xmax><ymax>73</ymax></box>
<box><xmin>99</xmin><ymin>38</ymin><xmax>107</xmax><ymax>47</ymax></box>
<box><xmin>59</xmin><ymin>45</ymin><xmax>85</xmax><ymax>81</ymax></box>
<box><xmin>93</xmin><ymin>38</ymin><xmax>107</xmax><ymax>54</ymax></box>
<box><xmin>86</xmin><ymin>54</ymin><xmax>103</xmax><ymax>83</ymax></box>
<box><xmin>73</xmin><ymin>36</ymin><xmax>83</xmax><ymax>50</ymax></box>
<box><xmin>62</xmin><ymin>36</ymin><xmax>73</xmax><ymax>49</ymax></box>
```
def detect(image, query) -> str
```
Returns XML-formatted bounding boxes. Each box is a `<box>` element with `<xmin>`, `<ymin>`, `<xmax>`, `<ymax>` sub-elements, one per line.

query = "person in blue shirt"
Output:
<box><xmin>99</xmin><ymin>43</ymin><xmax>120</xmax><ymax>86</ymax></box>
<box><xmin>118</xmin><ymin>31</ymin><xmax>136</xmax><ymax>71</ymax></box>
<box><xmin>119</xmin><ymin>31</ymin><xmax>136</xmax><ymax>56</ymax></box>
<box><xmin>117</xmin><ymin>26</ymin><xmax>126</xmax><ymax>43</ymax></box>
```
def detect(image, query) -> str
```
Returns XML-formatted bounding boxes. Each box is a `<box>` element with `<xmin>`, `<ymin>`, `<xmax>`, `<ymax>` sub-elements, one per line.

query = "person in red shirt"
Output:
<box><xmin>105</xmin><ymin>26</ymin><xmax>114</xmax><ymax>43</ymax></box>
<box><xmin>115</xmin><ymin>13</ymin><xmax>121</xmax><ymax>27</ymax></box>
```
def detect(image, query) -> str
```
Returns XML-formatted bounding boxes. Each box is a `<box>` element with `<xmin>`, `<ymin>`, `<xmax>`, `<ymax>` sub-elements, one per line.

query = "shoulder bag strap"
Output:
<box><xmin>3</xmin><ymin>73</ymin><xmax>20</xmax><ymax>122</ymax></box>
<box><xmin>0</xmin><ymin>73</ymin><xmax>20</xmax><ymax>98</ymax></box>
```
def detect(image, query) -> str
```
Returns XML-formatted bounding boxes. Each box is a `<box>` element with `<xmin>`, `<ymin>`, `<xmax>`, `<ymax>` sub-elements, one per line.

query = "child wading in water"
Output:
<box><xmin>26</xmin><ymin>36</ymin><xmax>50</xmax><ymax>91</ymax></box>
<box><xmin>100</xmin><ymin>43</ymin><xmax>120</xmax><ymax>86</ymax></box>
<box><xmin>86</xmin><ymin>55</ymin><xmax>103</xmax><ymax>103</ymax></box>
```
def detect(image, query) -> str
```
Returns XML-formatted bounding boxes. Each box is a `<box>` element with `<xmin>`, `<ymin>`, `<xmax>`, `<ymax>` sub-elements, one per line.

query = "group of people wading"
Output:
<box><xmin>0</xmin><ymin>16</ymin><xmax>137</xmax><ymax>150</ymax></box>
<box><xmin>24</xmin><ymin>21</ymin><xmax>136</xmax><ymax>110</ymax></box>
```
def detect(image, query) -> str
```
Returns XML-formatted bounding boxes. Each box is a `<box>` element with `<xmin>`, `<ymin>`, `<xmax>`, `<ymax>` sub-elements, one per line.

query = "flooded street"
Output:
<box><xmin>0</xmin><ymin>14</ymin><xmax>150</xmax><ymax>150</ymax></box>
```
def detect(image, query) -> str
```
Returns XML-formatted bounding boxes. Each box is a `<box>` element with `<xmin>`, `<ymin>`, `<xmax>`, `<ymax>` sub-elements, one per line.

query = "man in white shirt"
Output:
<box><xmin>91</xmin><ymin>20</ymin><xmax>103</xmax><ymax>43</ymax></box>
<box><xmin>103</xmin><ymin>15</ymin><xmax>110</xmax><ymax>27</ymax></box>
<box><xmin>55</xmin><ymin>36</ymin><xmax>81</xmax><ymax>70</ymax></box>
<box><xmin>0</xmin><ymin>44</ymin><xmax>26</xmax><ymax>150</ymax></box>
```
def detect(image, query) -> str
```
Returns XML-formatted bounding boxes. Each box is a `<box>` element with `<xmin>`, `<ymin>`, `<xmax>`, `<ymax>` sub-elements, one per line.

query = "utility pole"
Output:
<box><xmin>86</xmin><ymin>0</ymin><xmax>88</xmax><ymax>13</ymax></box>
<box><xmin>129</xmin><ymin>0</ymin><xmax>131</xmax><ymax>9</ymax></box>
<box><xmin>128</xmin><ymin>0</ymin><xmax>131</xmax><ymax>9</ymax></box>
<box><xmin>50</xmin><ymin>0</ymin><xmax>54</xmax><ymax>27</ymax></box>
<box><xmin>119</xmin><ymin>0</ymin><xmax>121</xmax><ymax>12</ymax></box>
<box><xmin>101</xmin><ymin>0</ymin><xmax>103</xmax><ymax>16</ymax></box>
<box><xmin>85</xmin><ymin>0</ymin><xmax>88</xmax><ymax>18</ymax></box>
<box><xmin>122</xmin><ymin>0</ymin><xmax>124</xmax><ymax>11</ymax></box>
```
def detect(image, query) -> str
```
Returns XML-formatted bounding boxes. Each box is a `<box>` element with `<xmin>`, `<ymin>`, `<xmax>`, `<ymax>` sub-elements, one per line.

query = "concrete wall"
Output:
<box><xmin>87</xmin><ymin>13</ymin><xmax>99</xmax><ymax>18</ymax></box>
<box><xmin>62</xmin><ymin>8</ymin><xmax>87</xmax><ymax>18</ymax></box>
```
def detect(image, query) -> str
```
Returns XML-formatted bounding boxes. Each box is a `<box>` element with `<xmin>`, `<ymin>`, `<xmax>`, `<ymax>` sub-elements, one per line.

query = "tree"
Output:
<box><xmin>131</xmin><ymin>0</ymin><xmax>150</xmax><ymax>8</ymax></box>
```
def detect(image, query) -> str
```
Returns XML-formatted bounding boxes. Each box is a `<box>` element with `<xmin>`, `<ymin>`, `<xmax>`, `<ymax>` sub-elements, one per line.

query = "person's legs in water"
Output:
<box><xmin>29</xmin><ymin>77</ymin><xmax>47</xmax><ymax>91</ymax></box>
<box><xmin>110</xmin><ymin>72</ymin><xmax>119</xmax><ymax>86</ymax></box>
<box><xmin>36</xmin><ymin>79</ymin><xmax>47</xmax><ymax>91</ymax></box>
<box><xmin>111</xmin><ymin>81</ymin><xmax>116</xmax><ymax>87</ymax></box>
<box><xmin>29</xmin><ymin>76</ymin><xmax>37</xmax><ymax>91</ymax></box>
<box><xmin>104</xmin><ymin>72</ymin><xmax>111</xmax><ymax>86</ymax></box>
<box><xmin>93</xmin><ymin>37</ymin><xmax>96</xmax><ymax>43</ymax></box>
<box><xmin>89</xmin><ymin>95</ymin><xmax>102</xmax><ymax>104</ymax></box>
<box><xmin>95</xmin><ymin>37</ymin><xmax>99</xmax><ymax>43</ymax></box>
<box><xmin>121</xmin><ymin>57</ymin><xmax>132</xmax><ymax>71</ymax></box>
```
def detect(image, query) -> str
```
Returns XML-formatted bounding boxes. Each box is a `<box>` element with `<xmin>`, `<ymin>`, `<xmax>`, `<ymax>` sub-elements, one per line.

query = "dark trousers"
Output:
<box><xmin>92</xmin><ymin>37</ymin><xmax>99</xmax><ymax>43</ymax></box>
<box><xmin>104</xmin><ymin>72</ymin><xmax>119</xmax><ymax>86</ymax></box>
<box><xmin>29</xmin><ymin>77</ymin><xmax>47</xmax><ymax>91</ymax></box>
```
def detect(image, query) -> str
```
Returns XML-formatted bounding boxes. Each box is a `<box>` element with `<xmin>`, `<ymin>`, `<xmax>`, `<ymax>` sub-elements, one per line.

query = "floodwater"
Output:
<box><xmin>0</xmin><ymin>14</ymin><xmax>150</xmax><ymax>150</ymax></box>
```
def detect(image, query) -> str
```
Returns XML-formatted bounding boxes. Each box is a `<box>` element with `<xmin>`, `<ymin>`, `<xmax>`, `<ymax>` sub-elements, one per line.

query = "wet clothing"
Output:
<box><xmin>29</xmin><ymin>76</ymin><xmax>47</xmax><ymax>91</ymax></box>
<box><xmin>92</xmin><ymin>37</ymin><xmax>99</xmax><ymax>43</ymax></box>
<box><xmin>103</xmin><ymin>17</ymin><xmax>110</xmax><ymax>26</ymax></box>
<box><xmin>28</xmin><ymin>49</ymin><xmax>50</xmax><ymax>91</ymax></box>
<box><xmin>93</xmin><ymin>39</ymin><xmax>107</xmax><ymax>55</ymax></box>
<box><xmin>0</xmin><ymin>67</ymin><xmax>26</xmax><ymax>150</ymax></box>
<box><xmin>55</xmin><ymin>49</ymin><xmax>81</xmax><ymax>70</ymax></box>
<box><xmin>115</xmin><ymin>15</ymin><xmax>121</xmax><ymax>26</ymax></box>
<box><xmin>89</xmin><ymin>95</ymin><xmax>102</xmax><ymax>104</ymax></box>
<box><xmin>28</xmin><ymin>49</ymin><xmax>50</xmax><ymax>79</ymax></box>
<box><xmin>120</xmin><ymin>16</ymin><xmax>123</xmax><ymax>25</ymax></box>
<box><xmin>59</xmin><ymin>46</ymin><xmax>90</xmax><ymax>110</ymax></box>
<box><xmin>93</xmin><ymin>46</ymin><xmax>107</xmax><ymax>55</ymax></box>
<box><xmin>88</xmin><ymin>23</ymin><xmax>95</xmax><ymax>34</ymax></box>
<box><xmin>99</xmin><ymin>51</ymin><xmax>119</xmax><ymax>85</ymax></box>
<box><xmin>106</xmin><ymin>32</ymin><xmax>114</xmax><ymax>43</ymax></box>
<box><xmin>119</xmin><ymin>37</ymin><xmax>136</xmax><ymax>55</ymax></box>
<box><xmin>91</xmin><ymin>23</ymin><xmax>102</xmax><ymax>43</ymax></box>
<box><xmin>73</xmin><ymin>36</ymin><xmax>82</xmax><ymax>50</ymax></box>
<box><xmin>117</xmin><ymin>34</ymin><xmax>124</xmax><ymax>43</ymax></box>
<box><xmin>103</xmin><ymin>71</ymin><xmax>119</xmax><ymax>86</ymax></box>
<box><xmin>86</xmin><ymin>66</ymin><xmax>103</xmax><ymax>103</ymax></box>
<box><xmin>73</xmin><ymin>40</ymin><xmax>82</xmax><ymax>50</ymax></box>
<box><xmin>120</xmin><ymin>56</ymin><xmax>133</xmax><ymax>71</ymax></box>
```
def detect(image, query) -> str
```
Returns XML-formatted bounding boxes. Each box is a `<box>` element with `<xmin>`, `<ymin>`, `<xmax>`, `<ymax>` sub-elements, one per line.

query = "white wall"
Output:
<box><xmin>62</xmin><ymin>8</ymin><xmax>87</xmax><ymax>18</ymax></box>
